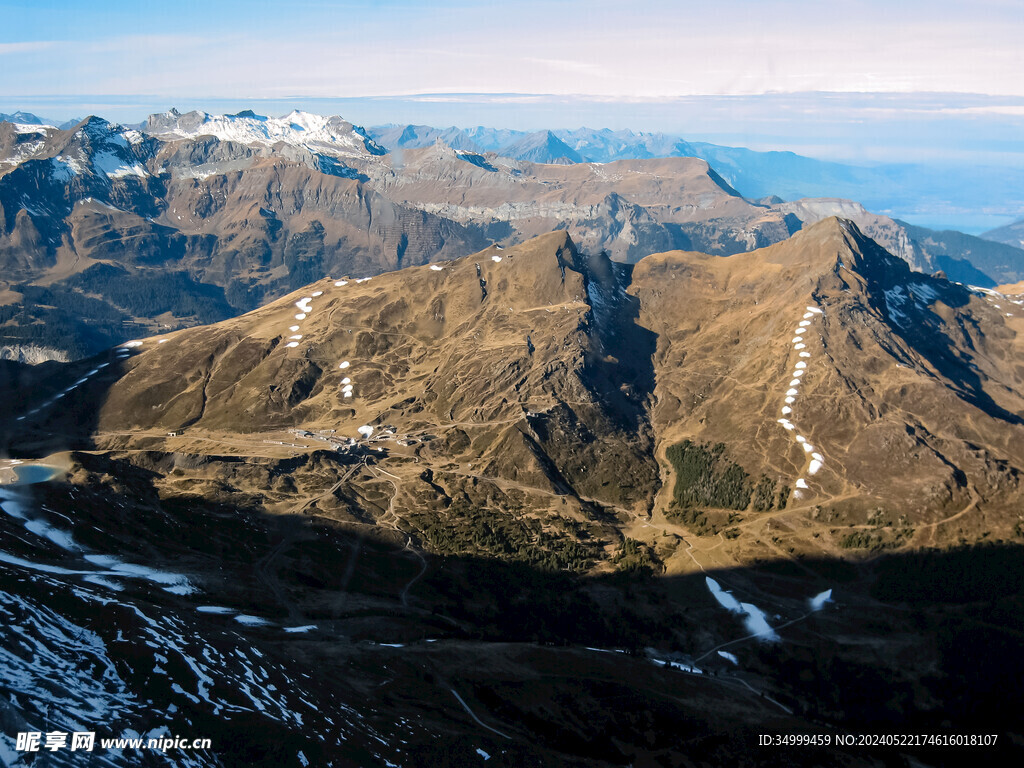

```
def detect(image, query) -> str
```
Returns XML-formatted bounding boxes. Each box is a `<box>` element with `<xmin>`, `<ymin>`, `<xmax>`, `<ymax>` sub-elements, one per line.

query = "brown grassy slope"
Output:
<box><xmin>632</xmin><ymin>217</ymin><xmax>1024</xmax><ymax>554</ymax></box>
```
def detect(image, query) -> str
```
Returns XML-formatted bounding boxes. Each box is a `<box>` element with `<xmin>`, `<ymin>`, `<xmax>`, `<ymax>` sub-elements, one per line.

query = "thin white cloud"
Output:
<box><xmin>938</xmin><ymin>106</ymin><xmax>1024</xmax><ymax>117</ymax></box>
<box><xmin>524</xmin><ymin>58</ymin><xmax>608</xmax><ymax>78</ymax></box>
<box><xmin>0</xmin><ymin>41</ymin><xmax>55</xmax><ymax>55</ymax></box>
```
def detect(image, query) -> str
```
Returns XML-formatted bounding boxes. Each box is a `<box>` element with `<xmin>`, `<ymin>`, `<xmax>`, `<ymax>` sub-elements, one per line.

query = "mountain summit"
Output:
<box><xmin>499</xmin><ymin>130</ymin><xmax>586</xmax><ymax>164</ymax></box>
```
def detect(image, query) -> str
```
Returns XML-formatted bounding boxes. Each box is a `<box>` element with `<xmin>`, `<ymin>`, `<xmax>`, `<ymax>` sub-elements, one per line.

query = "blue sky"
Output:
<box><xmin>4</xmin><ymin>0</ymin><xmax>1022</xmax><ymax>100</ymax></box>
<box><xmin>3</xmin><ymin>0</ymin><xmax>1024</xmax><ymax>225</ymax></box>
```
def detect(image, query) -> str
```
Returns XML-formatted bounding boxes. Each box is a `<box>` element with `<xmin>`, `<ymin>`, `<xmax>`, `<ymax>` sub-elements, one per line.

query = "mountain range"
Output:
<box><xmin>2</xmin><ymin>219</ymin><xmax>1023</xmax><ymax>765</ymax></box>
<box><xmin>369</xmin><ymin>123</ymin><xmax>1024</xmax><ymax>234</ymax></box>
<box><xmin>2</xmin><ymin>109</ymin><xmax>1022</xmax><ymax>364</ymax></box>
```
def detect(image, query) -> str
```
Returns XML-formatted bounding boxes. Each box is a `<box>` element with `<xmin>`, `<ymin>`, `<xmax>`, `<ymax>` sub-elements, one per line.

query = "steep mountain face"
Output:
<box><xmin>3</xmin><ymin>224</ymin><xmax>1024</xmax><ymax>765</ymax></box>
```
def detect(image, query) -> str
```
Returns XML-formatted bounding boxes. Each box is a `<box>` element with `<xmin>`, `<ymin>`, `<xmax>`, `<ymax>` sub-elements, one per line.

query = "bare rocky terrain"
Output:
<box><xmin>3</xmin><ymin>223</ymin><xmax>1024</xmax><ymax>765</ymax></box>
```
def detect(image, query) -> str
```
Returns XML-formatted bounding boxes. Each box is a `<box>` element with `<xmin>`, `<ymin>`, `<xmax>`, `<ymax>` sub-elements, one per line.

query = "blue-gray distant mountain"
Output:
<box><xmin>0</xmin><ymin>111</ymin><xmax>81</xmax><ymax>129</ymax></box>
<box><xmin>371</xmin><ymin>124</ymin><xmax>1024</xmax><ymax>235</ymax></box>
<box><xmin>547</xmin><ymin>127</ymin><xmax>1024</xmax><ymax>236</ymax></box>
<box><xmin>982</xmin><ymin>217</ymin><xmax>1024</xmax><ymax>250</ymax></box>
<box><xmin>496</xmin><ymin>130</ymin><xmax>585</xmax><ymax>164</ymax></box>
<box><xmin>370</xmin><ymin>123</ymin><xmax>483</xmax><ymax>153</ymax></box>
<box><xmin>462</xmin><ymin>125</ymin><xmax>528</xmax><ymax>151</ymax></box>
<box><xmin>0</xmin><ymin>111</ymin><xmax>47</xmax><ymax>125</ymax></box>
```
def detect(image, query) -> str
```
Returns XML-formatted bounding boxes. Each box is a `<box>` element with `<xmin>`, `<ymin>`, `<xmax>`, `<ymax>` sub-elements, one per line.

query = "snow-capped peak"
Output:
<box><xmin>142</xmin><ymin>109</ymin><xmax>385</xmax><ymax>158</ymax></box>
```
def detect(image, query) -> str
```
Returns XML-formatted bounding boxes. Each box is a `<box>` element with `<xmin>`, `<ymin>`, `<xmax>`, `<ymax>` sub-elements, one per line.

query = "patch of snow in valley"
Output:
<box><xmin>24</xmin><ymin>518</ymin><xmax>79</xmax><ymax>551</ymax></box>
<box><xmin>705</xmin><ymin>577</ymin><xmax>779</xmax><ymax>641</ymax></box>
<box><xmin>1</xmin><ymin>487</ymin><xmax>193</xmax><ymax>593</ymax></box>
<box><xmin>717</xmin><ymin>650</ymin><xmax>739</xmax><ymax>665</ymax></box>
<box><xmin>809</xmin><ymin>589</ymin><xmax>833</xmax><ymax>611</ymax></box>
<box><xmin>83</xmin><ymin>554</ymin><xmax>195</xmax><ymax>594</ymax></box>
<box><xmin>650</xmin><ymin>657</ymin><xmax>703</xmax><ymax>674</ymax></box>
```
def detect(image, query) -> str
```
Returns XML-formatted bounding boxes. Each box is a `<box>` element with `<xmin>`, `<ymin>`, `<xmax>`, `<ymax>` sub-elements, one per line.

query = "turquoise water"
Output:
<box><xmin>10</xmin><ymin>464</ymin><xmax>60</xmax><ymax>485</ymax></box>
